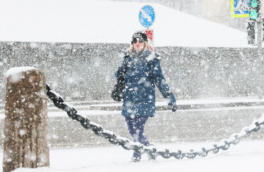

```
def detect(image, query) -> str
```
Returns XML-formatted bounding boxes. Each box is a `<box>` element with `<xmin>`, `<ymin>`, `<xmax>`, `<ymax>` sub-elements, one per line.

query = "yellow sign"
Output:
<box><xmin>230</xmin><ymin>0</ymin><xmax>250</xmax><ymax>18</ymax></box>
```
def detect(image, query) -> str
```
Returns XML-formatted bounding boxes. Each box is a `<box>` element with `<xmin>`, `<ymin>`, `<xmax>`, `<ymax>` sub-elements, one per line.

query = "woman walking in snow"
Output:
<box><xmin>115</xmin><ymin>31</ymin><xmax>177</xmax><ymax>162</ymax></box>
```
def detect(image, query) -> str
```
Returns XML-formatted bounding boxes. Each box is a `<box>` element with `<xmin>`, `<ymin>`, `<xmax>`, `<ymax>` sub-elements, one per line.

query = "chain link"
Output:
<box><xmin>46</xmin><ymin>84</ymin><xmax>264</xmax><ymax>160</ymax></box>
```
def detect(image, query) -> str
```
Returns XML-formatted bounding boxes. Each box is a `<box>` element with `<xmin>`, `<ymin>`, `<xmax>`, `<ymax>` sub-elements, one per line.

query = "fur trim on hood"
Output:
<box><xmin>123</xmin><ymin>49</ymin><xmax>161</xmax><ymax>62</ymax></box>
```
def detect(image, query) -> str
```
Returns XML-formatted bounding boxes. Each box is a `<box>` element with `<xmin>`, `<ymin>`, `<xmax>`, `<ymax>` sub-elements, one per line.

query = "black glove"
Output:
<box><xmin>118</xmin><ymin>65</ymin><xmax>126</xmax><ymax>74</ymax></box>
<box><xmin>172</xmin><ymin>103</ymin><xmax>177</xmax><ymax>112</ymax></box>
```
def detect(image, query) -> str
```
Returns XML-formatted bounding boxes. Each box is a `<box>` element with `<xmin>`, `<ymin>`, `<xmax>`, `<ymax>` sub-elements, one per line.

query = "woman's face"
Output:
<box><xmin>133</xmin><ymin>38</ymin><xmax>145</xmax><ymax>52</ymax></box>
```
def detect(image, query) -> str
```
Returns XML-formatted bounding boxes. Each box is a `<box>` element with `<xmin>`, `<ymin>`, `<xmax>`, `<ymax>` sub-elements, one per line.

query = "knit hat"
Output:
<box><xmin>131</xmin><ymin>31</ymin><xmax>148</xmax><ymax>44</ymax></box>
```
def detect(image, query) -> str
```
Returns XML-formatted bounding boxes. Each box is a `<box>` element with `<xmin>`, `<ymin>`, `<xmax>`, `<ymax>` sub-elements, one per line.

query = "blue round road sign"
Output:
<box><xmin>139</xmin><ymin>5</ymin><xmax>155</xmax><ymax>28</ymax></box>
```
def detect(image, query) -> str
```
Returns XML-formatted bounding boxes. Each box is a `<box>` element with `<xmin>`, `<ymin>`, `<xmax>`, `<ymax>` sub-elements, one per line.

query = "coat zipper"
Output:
<box><xmin>130</xmin><ymin>60</ymin><xmax>135</xmax><ymax>104</ymax></box>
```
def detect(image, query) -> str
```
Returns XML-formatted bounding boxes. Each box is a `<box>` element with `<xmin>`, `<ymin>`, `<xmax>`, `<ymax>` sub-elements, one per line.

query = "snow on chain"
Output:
<box><xmin>46</xmin><ymin>85</ymin><xmax>264</xmax><ymax>160</ymax></box>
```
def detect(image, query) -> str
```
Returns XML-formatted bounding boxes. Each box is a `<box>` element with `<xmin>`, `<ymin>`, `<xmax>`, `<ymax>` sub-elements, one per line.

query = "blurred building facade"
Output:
<box><xmin>203</xmin><ymin>0</ymin><xmax>247</xmax><ymax>32</ymax></box>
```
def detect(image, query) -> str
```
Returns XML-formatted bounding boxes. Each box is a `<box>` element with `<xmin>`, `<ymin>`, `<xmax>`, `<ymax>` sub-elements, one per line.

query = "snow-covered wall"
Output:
<box><xmin>0</xmin><ymin>42</ymin><xmax>262</xmax><ymax>102</ymax></box>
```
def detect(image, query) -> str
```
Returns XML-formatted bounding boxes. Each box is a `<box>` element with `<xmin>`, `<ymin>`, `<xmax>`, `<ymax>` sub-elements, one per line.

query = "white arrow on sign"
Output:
<box><xmin>140</xmin><ymin>9</ymin><xmax>152</xmax><ymax>22</ymax></box>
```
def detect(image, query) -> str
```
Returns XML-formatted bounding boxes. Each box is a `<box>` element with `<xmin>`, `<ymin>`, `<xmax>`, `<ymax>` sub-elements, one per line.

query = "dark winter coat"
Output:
<box><xmin>115</xmin><ymin>48</ymin><xmax>176</xmax><ymax>117</ymax></box>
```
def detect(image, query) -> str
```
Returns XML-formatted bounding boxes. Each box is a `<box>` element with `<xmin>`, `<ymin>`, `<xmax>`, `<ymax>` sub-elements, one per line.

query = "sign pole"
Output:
<box><xmin>248</xmin><ymin>0</ymin><xmax>262</xmax><ymax>98</ymax></box>
<box><xmin>257</xmin><ymin>0</ymin><xmax>263</xmax><ymax>99</ymax></box>
<box><xmin>257</xmin><ymin>13</ymin><xmax>262</xmax><ymax>99</ymax></box>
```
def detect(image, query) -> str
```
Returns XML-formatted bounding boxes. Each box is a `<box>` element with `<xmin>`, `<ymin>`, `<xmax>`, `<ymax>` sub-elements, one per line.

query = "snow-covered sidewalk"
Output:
<box><xmin>5</xmin><ymin>140</ymin><xmax>264</xmax><ymax>172</ymax></box>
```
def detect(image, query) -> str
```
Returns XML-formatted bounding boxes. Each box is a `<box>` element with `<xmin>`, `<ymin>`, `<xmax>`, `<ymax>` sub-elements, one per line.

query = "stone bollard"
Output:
<box><xmin>3</xmin><ymin>67</ymin><xmax>50</xmax><ymax>172</ymax></box>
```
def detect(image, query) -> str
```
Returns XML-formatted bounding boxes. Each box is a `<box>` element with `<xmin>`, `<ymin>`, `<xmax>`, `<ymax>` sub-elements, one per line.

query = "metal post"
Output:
<box><xmin>258</xmin><ymin>2</ymin><xmax>263</xmax><ymax>99</ymax></box>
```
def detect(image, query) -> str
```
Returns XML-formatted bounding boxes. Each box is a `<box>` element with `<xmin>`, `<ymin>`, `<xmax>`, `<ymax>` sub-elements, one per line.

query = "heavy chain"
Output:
<box><xmin>46</xmin><ymin>84</ymin><xmax>264</xmax><ymax>160</ymax></box>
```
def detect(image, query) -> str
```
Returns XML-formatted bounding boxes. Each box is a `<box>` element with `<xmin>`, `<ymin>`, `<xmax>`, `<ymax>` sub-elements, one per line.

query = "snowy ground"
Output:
<box><xmin>2</xmin><ymin>140</ymin><xmax>263</xmax><ymax>172</ymax></box>
<box><xmin>1</xmin><ymin>98</ymin><xmax>264</xmax><ymax>171</ymax></box>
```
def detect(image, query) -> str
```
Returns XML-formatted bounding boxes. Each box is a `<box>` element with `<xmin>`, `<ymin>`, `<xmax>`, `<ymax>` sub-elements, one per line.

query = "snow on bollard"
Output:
<box><xmin>3</xmin><ymin>67</ymin><xmax>50</xmax><ymax>172</ymax></box>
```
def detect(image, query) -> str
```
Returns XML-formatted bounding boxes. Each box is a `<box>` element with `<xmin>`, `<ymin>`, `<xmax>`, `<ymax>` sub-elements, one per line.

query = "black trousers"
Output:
<box><xmin>125</xmin><ymin>116</ymin><xmax>150</xmax><ymax>159</ymax></box>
